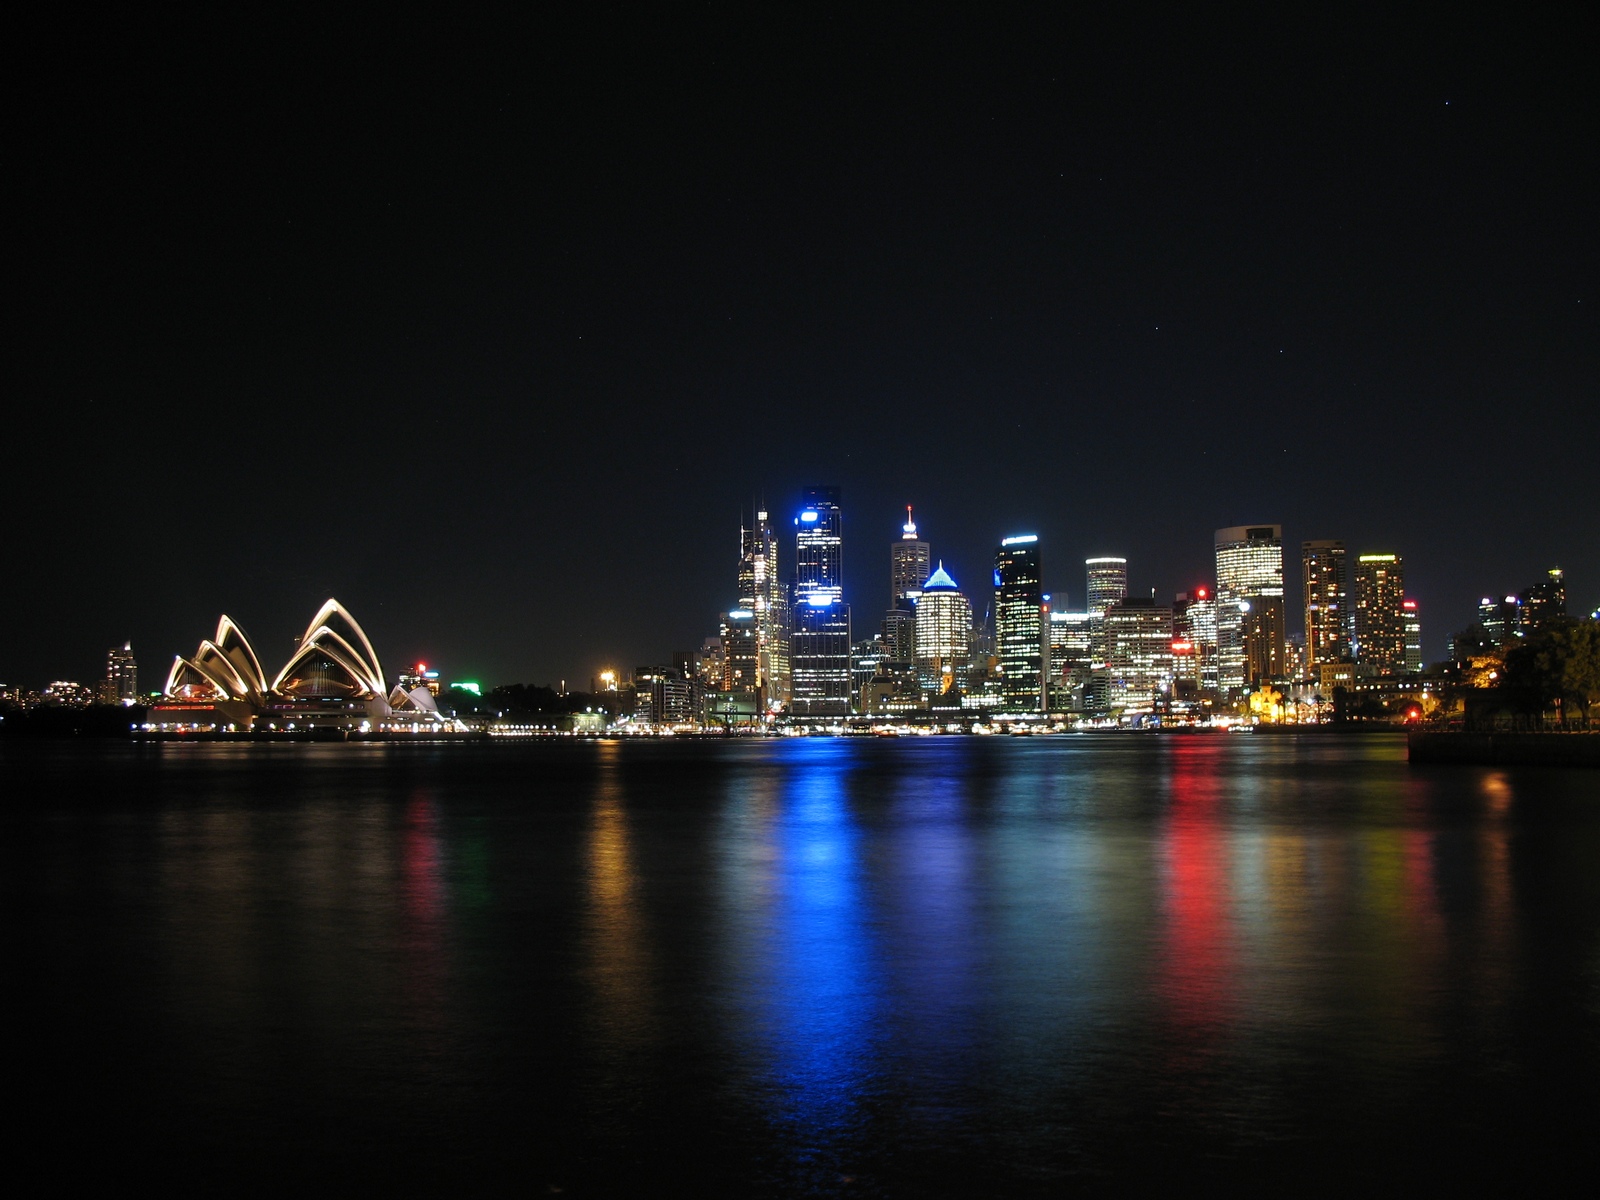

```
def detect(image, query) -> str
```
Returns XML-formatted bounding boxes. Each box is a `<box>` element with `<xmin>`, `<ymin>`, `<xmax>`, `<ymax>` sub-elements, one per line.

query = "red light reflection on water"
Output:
<box><xmin>401</xmin><ymin>794</ymin><xmax>449</xmax><ymax>1029</ymax></box>
<box><xmin>1157</xmin><ymin>741</ymin><xmax>1237</xmax><ymax>1039</ymax></box>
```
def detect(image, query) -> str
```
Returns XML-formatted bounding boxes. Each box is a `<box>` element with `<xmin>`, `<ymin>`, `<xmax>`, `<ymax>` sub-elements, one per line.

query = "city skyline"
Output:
<box><xmin>9</xmin><ymin>10</ymin><xmax>1596</xmax><ymax>688</ymax></box>
<box><xmin>3</xmin><ymin>491</ymin><xmax>1591</xmax><ymax>693</ymax></box>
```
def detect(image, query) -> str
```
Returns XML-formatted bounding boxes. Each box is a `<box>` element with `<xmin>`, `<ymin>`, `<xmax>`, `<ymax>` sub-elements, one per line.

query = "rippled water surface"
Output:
<box><xmin>7</xmin><ymin>734</ymin><xmax>1600</xmax><ymax>1194</ymax></box>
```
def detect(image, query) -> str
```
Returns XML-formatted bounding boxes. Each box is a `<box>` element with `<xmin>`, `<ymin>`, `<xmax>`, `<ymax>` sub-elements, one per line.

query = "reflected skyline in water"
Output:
<box><xmin>6</xmin><ymin>734</ymin><xmax>1598</xmax><ymax>1193</ymax></box>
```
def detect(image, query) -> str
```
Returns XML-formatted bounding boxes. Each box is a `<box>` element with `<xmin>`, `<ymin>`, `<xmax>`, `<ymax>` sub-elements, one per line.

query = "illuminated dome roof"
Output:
<box><xmin>271</xmin><ymin>600</ymin><xmax>386</xmax><ymax>700</ymax></box>
<box><xmin>163</xmin><ymin>599</ymin><xmax>388</xmax><ymax>707</ymax></box>
<box><xmin>922</xmin><ymin>562</ymin><xmax>959</xmax><ymax>591</ymax></box>
<box><xmin>163</xmin><ymin>614</ymin><xmax>268</xmax><ymax>703</ymax></box>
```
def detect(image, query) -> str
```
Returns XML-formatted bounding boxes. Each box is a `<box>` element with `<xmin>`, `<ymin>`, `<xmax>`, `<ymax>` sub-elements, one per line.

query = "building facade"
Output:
<box><xmin>995</xmin><ymin>535</ymin><xmax>1046</xmax><ymax>712</ymax></box>
<box><xmin>1353</xmin><ymin>553</ymin><xmax>1406</xmax><ymax>675</ymax></box>
<box><xmin>102</xmin><ymin>642</ymin><xmax>138</xmax><ymax>704</ymax></box>
<box><xmin>1215</xmin><ymin>525</ymin><xmax>1285</xmax><ymax>695</ymax></box>
<box><xmin>1085</xmin><ymin>557</ymin><xmax>1129</xmax><ymax>618</ymax></box>
<box><xmin>790</xmin><ymin>487</ymin><xmax>852</xmax><ymax>715</ymax></box>
<box><xmin>1104</xmin><ymin>597</ymin><xmax>1175</xmax><ymax>713</ymax></box>
<box><xmin>913</xmin><ymin>563</ymin><xmax>972</xmax><ymax>696</ymax></box>
<box><xmin>1301</xmin><ymin>539</ymin><xmax>1349</xmax><ymax>672</ymax></box>
<box><xmin>1173</xmin><ymin>588</ymin><xmax>1219</xmax><ymax>694</ymax></box>
<box><xmin>1403</xmin><ymin>599</ymin><xmax>1423</xmax><ymax>674</ymax></box>
<box><xmin>738</xmin><ymin>509</ymin><xmax>790</xmax><ymax>708</ymax></box>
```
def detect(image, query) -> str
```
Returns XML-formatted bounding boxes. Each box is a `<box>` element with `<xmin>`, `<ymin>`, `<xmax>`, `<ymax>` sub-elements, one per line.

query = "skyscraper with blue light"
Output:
<box><xmin>790</xmin><ymin>486</ymin><xmax>851</xmax><ymax>715</ymax></box>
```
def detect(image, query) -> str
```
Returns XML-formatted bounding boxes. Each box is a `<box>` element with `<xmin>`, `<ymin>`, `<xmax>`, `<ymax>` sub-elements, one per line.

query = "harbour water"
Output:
<box><xmin>6</xmin><ymin>733</ymin><xmax>1599</xmax><ymax>1194</ymax></box>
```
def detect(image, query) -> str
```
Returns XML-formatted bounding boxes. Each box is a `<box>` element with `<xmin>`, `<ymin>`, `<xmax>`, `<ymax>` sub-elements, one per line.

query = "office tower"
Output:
<box><xmin>882</xmin><ymin>605</ymin><xmax>915</xmax><ymax>662</ymax></box>
<box><xmin>738</xmin><ymin>509</ymin><xmax>790</xmax><ymax>707</ymax></box>
<box><xmin>1243</xmin><ymin>596</ymin><xmax>1287</xmax><ymax>683</ymax></box>
<box><xmin>995</xmin><ymin>535</ymin><xmax>1045</xmax><ymax>712</ymax></box>
<box><xmin>1403</xmin><ymin>599</ymin><xmax>1423</xmax><ymax>674</ymax></box>
<box><xmin>1479</xmin><ymin>595</ymin><xmax>1516</xmax><ymax>646</ymax></box>
<box><xmin>1520</xmin><ymin>568</ymin><xmax>1567</xmax><ymax>633</ymax></box>
<box><xmin>1049</xmin><ymin>611</ymin><xmax>1093</xmax><ymax>674</ymax></box>
<box><xmin>720</xmin><ymin>610</ymin><xmax>760</xmax><ymax>693</ymax></box>
<box><xmin>891</xmin><ymin>507</ymin><xmax>931</xmax><ymax>604</ymax></box>
<box><xmin>913</xmin><ymin>563</ymin><xmax>972</xmax><ymax>695</ymax></box>
<box><xmin>881</xmin><ymin>506</ymin><xmax>928</xmax><ymax>667</ymax></box>
<box><xmin>1085</xmin><ymin>558</ymin><xmax>1129</xmax><ymax>618</ymax></box>
<box><xmin>1353</xmin><ymin>553</ymin><xmax>1406</xmax><ymax>674</ymax></box>
<box><xmin>1103</xmin><ymin>597</ymin><xmax>1175</xmax><ymax>712</ymax></box>
<box><xmin>1301</xmin><ymin>540</ymin><xmax>1349</xmax><ymax>671</ymax></box>
<box><xmin>1172</xmin><ymin>590</ymin><xmax>1213</xmax><ymax>694</ymax></box>
<box><xmin>1048</xmin><ymin>610</ymin><xmax>1093</xmax><ymax>710</ymax></box>
<box><xmin>1215</xmin><ymin>525</ymin><xmax>1285</xmax><ymax>695</ymax></box>
<box><xmin>101</xmin><ymin>642</ymin><xmax>138</xmax><ymax>704</ymax></box>
<box><xmin>791</xmin><ymin>487</ymin><xmax>852</xmax><ymax>715</ymax></box>
<box><xmin>794</xmin><ymin>487</ymin><xmax>842</xmax><ymax>603</ymax></box>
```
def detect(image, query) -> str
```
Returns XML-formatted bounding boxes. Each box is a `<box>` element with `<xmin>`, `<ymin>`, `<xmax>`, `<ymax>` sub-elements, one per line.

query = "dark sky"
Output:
<box><xmin>10</xmin><ymin>6</ymin><xmax>1597</xmax><ymax>689</ymax></box>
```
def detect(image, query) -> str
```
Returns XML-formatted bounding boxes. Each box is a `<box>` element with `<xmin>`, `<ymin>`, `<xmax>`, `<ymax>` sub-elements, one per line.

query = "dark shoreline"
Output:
<box><xmin>1409</xmin><ymin>730</ymin><xmax>1600</xmax><ymax>766</ymax></box>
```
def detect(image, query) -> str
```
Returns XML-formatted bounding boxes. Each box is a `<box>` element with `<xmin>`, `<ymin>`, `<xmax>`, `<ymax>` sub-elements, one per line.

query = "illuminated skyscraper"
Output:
<box><xmin>1301</xmin><ymin>539</ymin><xmax>1349</xmax><ymax>671</ymax></box>
<box><xmin>1479</xmin><ymin>595</ymin><xmax>1517</xmax><ymax>646</ymax></box>
<box><xmin>1520</xmin><ymin>568</ymin><xmax>1566</xmax><ymax>632</ymax></box>
<box><xmin>791</xmin><ymin>487</ymin><xmax>851</xmax><ymax>715</ymax></box>
<box><xmin>1085</xmin><ymin>557</ymin><xmax>1128</xmax><ymax>618</ymax></box>
<box><xmin>995</xmin><ymin>535</ymin><xmax>1045</xmax><ymax>712</ymax></box>
<box><xmin>1403</xmin><ymin>599</ymin><xmax>1423</xmax><ymax>674</ymax></box>
<box><xmin>101</xmin><ymin>642</ymin><xmax>138</xmax><ymax>704</ymax></box>
<box><xmin>1353</xmin><ymin>553</ymin><xmax>1406</xmax><ymax>675</ymax></box>
<box><xmin>891</xmin><ymin>507</ymin><xmax>931</xmax><ymax>604</ymax></box>
<box><xmin>1215</xmin><ymin>525</ymin><xmax>1285</xmax><ymax>695</ymax></box>
<box><xmin>883</xmin><ymin>507</ymin><xmax>929</xmax><ymax>665</ymax></box>
<box><xmin>1173</xmin><ymin>588</ymin><xmax>1217</xmax><ymax>693</ymax></box>
<box><xmin>738</xmin><ymin>509</ymin><xmax>790</xmax><ymax>708</ymax></box>
<box><xmin>720</xmin><ymin>610</ymin><xmax>759</xmax><ymax>693</ymax></box>
<box><xmin>1104</xmin><ymin>597</ymin><xmax>1175</xmax><ymax>712</ymax></box>
<box><xmin>913</xmin><ymin>563</ymin><xmax>972</xmax><ymax>695</ymax></box>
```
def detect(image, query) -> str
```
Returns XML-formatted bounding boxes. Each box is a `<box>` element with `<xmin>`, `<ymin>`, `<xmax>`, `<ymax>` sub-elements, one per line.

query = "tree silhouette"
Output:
<box><xmin>1502</xmin><ymin>620</ymin><xmax>1600</xmax><ymax>727</ymax></box>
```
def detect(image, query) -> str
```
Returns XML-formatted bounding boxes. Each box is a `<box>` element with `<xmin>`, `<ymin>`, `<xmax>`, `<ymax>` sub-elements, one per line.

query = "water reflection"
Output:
<box><xmin>584</xmin><ymin>745</ymin><xmax>656</xmax><ymax>1060</ymax></box>
<box><xmin>401</xmin><ymin>792</ymin><xmax>450</xmax><ymax>1041</ymax></box>
<box><xmin>1158</xmin><ymin>742</ymin><xmax>1239</xmax><ymax>1040</ymax></box>
<box><xmin>10</xmin><ymin>735</ymin><xmax>1587</xmax><ymax>1193</ymax></box>
<box><xmin>719</xmin><ymin>741</ymin><xmax>884</xmax><ymax>1163</ymax></box>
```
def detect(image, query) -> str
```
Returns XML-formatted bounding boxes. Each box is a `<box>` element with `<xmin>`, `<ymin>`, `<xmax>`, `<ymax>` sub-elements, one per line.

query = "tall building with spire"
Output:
<box><xmin>883</xmin><ymin>506</ymin><xmax>931</xmax><ymax>664</ymax></box>
<box><xmin>890</xmin><ymin>507</ymin><xmax>931</xmax><ymax>604</ymax></box>
<box><xmin>790</xmin><ymin>487</ymin><xmax>851</xmax><ymax>715</ymax></box>
<box><xmin>738</xmin><ymin>508</ymin><xmax>790</xmax><ymax>708</ymax></box>
<box><xmin>995</xmin><ymin>534</ymin><xmax>1046</xmax><ymax>712</ymax></box>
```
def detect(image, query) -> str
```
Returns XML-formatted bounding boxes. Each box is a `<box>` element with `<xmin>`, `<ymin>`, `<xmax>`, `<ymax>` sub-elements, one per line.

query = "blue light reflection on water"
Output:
<box><xmin>717</xmin><ymin>739</ymin><xmax>886</xmax><ymax>1164</ymax></box>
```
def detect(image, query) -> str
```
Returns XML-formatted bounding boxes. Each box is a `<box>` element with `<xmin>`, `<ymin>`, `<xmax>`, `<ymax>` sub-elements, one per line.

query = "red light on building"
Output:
<box><xmin>1172</xmin><ymin>640</ymin><xmax>1193</xmax><ymax>653</ymax></box>
<box><xmin>1196</xmin><ymin>588</ymin><xmax>1207</xmax><ymax>598</ymax></box>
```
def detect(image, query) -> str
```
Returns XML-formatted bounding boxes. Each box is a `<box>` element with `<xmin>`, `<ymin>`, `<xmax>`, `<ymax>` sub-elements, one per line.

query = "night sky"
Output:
<box><xmin>11</xmin><ymin>8</ymin><xmax>1597</xmax><ymax>689</ymax></box>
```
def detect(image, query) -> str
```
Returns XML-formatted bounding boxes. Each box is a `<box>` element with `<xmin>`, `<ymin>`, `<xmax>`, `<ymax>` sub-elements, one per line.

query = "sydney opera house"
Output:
<box><xmin>145</xmin><ymin>599</ymin><xmax>453</xmax><ymax>733</ymax></box>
